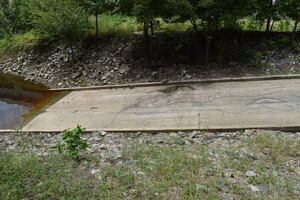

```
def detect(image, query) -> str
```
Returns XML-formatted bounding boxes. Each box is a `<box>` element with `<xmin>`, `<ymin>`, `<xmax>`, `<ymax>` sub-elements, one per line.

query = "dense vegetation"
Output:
<box><xmin>0</xmin><ymin>0</ymin><xmax>299</xmax><ymax>60</ymax></box>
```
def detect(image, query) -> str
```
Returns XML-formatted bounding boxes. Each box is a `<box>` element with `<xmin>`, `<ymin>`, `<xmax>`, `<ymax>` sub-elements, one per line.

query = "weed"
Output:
<box><xmin>275</xmin><ymin>35</ymin><xmax>290</xmax><ymax>46</ymax></box>
<box><xmin>57</xmin><ymin>125</ymin><xmax>89</xmax><ymax>158</ymax></box>
<box><xmin>245</xmin><ymin>50</ymin><xmax>262</xmax><ymax>66</ymax></box>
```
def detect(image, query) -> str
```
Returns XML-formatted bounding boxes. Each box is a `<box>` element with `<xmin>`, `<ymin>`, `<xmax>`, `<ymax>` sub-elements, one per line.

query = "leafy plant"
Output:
<box><xmin>275</xmin><ymin>35</ymin><xmax>290</xmax><ymax>46</ymax></box>
<box><xmin>57</xmin><ymin>125</ymin><xmax>89</xmax><ymax>157</ymax></box>
<box><xmin>31</xmin><ymin>0</ymin><xmax>89</xmax><ymax>41</ymax></box>
<box><xmin>245</xmin><ymin>49</ymin><xmax>262</xmax><ymax>66</ymax></box>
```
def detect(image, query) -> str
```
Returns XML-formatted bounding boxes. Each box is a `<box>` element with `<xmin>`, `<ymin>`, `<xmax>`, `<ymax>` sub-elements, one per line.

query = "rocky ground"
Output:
<box><xmin>0</xmin><ymin>129</ymin><xmax>299</xmax><ymax>199</ymax></box>
<box><xmin>0</xmin><ymin>32</ymin><xmax>299</xmax><ymax>88</ymax></box>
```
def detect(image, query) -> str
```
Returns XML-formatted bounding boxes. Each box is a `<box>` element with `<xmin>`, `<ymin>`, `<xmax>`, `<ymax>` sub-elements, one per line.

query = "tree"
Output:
<box><xmin>31</xmin><ymin>0</ymin><xmax>89</xmax><ymax>61</ymax></box>
<box><xmin>77</xmin><ymin>0</ymin><xmax>117</xmax><ymax>37</ymax></box>
<box><xmin>279</xmin><ymin>0</ymin><xmax>300</xmax><ymax>37</ymax></box>
<box><xmin>166</xmin><ymin>0</ymin><xmax>255</xmax><ymax>64</ymax></box>
<box><xmin>254</xmin><ymin>0</ymin><xmax>281</xmax><ymax>32</ymax></box>
<box><xmin>0</xmin><ymin>0</ymin><xmax>33</xmax><ymax>38</ymax></box>
<box><xmin>118</xmin><ymin>0</ymin><xmax>169</xmax><ymax>57</ymax></box>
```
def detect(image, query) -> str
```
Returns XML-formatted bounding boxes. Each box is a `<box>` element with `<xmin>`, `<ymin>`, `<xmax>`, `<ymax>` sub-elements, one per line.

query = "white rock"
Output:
<box><xmin>249</xmin><ymin>185</ymin><xmax>260</xmax><ymax>192</ymax></box>
<box><xmin>246</xmin><ymin>171</ymin><xmax>257</xmax><ymax>177</ymax></box>
<box><xmin>91</xmin><ymin>169</ymin><xmax>100</xmax><ymax>175</ymax></box>
<box><xmin>100</xmin><ymin>131</ymin><xmax>107</xmax><ymax>136</ymax></box>
<box><xmin>136</xmin><ymin>171</ymin><xmax>146</xmax><ymax>176</ymax></box>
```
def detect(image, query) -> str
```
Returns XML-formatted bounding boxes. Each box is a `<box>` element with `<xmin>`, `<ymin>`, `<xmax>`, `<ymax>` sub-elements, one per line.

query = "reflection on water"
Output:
<box><xmin>0</xmin><ymin>73</ymin><xmax>61</xmax><ymax>129</ymax></box>
<box><xmin>0</xmin><ymin>100</ymin><xmax>29</xmax><ymax>129</ymax></box>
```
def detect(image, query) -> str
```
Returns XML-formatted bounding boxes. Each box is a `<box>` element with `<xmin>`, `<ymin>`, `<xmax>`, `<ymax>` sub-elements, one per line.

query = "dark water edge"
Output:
<box><xmin>0</xmin><ymin>73</ymin><xmax>63</xmax><ymax>129</ymax></box>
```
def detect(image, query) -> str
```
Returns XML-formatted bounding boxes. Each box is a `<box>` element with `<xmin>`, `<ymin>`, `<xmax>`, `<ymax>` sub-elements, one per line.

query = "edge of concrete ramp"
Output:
<box><xmin>49</xmin><ymin>74</ymin><xmax>300</xmax><ymax>92</ymax></box>
<box><xmin>1</xmin><ymin>126</ymin><xmax>300</xmax><ymax>134</ymax></box>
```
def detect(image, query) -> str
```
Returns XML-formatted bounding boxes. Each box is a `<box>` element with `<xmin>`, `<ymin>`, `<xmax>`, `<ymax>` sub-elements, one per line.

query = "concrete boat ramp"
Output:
<box><xmin>21</xmin><ymin>78</ymin><xmax>300</xmax><ymax>132</ymax></box>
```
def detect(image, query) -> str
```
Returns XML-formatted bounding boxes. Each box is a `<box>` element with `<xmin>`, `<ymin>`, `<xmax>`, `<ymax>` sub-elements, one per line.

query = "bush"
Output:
<box><xmin>0</xmin><ymin>0</ymin><xmax>33</xmax><ymax>38</ymax></box>
<box><xmin>31</xmin><ymin>0</ymin><xmax>89</xmax><ymax>41</ymax></box>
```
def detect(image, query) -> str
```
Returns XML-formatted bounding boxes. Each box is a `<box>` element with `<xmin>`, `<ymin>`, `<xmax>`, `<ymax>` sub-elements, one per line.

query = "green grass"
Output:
<box><xmin>246</xmin><ymin>132</ymin><xmax>300</xmax><ymax>163</ymax></box>
<box><xmin>1</xmin><ymin>132</ymin><xmax>299</xmax><ymax>200</ymax></box>
<box><xmin>0</xmin><ymin>153</ymin><xmax>102</xmax><ymax>199</ymax></box>
<box><xmin>240</xmin><ymin>17</ymin><xmax>300</xmax><ymax>32</ymax></box>
<box><xmin>0</xmin><ymin>32</ymin><xmax>40</xmax><ymax>58</ymax></box>
<box><xmin>89</xmin><ymin>14</ymin><xmax>139</xmax><ymax>37</ymax></box>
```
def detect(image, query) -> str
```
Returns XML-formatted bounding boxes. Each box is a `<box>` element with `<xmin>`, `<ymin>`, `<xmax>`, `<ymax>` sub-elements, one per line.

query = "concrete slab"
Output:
<box><xmin>23</xmin><ymin>79</ymin><xmax>300</xmax><ymax>132</ymax></box>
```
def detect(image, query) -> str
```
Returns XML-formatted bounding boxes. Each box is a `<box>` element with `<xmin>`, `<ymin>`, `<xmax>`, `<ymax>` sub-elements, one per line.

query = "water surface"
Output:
<box><xmin>0</xmin><ymin>73</ymin><xmax>61</xmax><ymax>129</ymax></box>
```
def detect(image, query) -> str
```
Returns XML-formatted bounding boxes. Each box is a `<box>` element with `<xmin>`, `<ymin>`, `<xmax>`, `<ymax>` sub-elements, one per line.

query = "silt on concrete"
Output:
<box><xmin>23</xmin><ymin>79</ymin><xmax>300</xmax><ymax>132</ymax></box>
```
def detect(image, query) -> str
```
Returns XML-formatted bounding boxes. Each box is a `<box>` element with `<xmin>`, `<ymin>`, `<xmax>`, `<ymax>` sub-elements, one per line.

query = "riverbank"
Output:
<box><xmin>0</xmin><ymin>32</ymin><xmax>299</xmax><ymax>88</ymax></box>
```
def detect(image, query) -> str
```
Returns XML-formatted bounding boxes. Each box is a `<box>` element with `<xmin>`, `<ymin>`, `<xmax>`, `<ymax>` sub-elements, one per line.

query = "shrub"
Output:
<box><xmin>57</xmin><ymin>125</ymin><xmax>89</xmax><ymax>158</ymax></box>
<box><xmin>0</xmin><ymin>0</ymin><xmax>33</xmax><ymax>38</ymax></box>
<box><xmin>31</xmin><ymin>0</ymin><xmax>89</xmax><ymax>41</ymax></box>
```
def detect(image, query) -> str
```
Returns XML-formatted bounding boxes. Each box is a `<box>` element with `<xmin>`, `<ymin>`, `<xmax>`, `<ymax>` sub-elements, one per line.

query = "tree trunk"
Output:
<box><xmin>270</xmin><ymin>20</ymin><xmax>275</xmax><ymax>31</ymax></box>
<box><xmin>69</xmin><ymin>42</ymin><xmax>76</xmax><ymax>64</ymax></box>
<box><xmin>293</xmin><ymin>20</ymin><xmax>299</xmax><ymax>33</ymax></box>
<box><xmin>292</xmin><ymin>20</ymin><xmax>299</xmax><ymax>40</ymax></box>
<box><xmin>266</xmin><ymin>17</ymin><xmax>271</xmax><ymax>32</ymax></box>
<box><xmin>205</xmin><ymin>34</ymin><xmax>212</xmax><ymax>65</ymax></box>
<box><xmin>143</xmin><ymin>21</ymin><xmax>150</xmax><ymax>57</ymax></box>
<box><xmin>95</xmin><ymin>14</ymin><xmax>99</xmax><ymax>37</ymax></box>
<box><xmin>217</xmin><ymin>38</ymin><xmax>225</xmax><ymax>66</ymax></box>
<box><xmin>265</xmin><ymin>0</ymin><xmax>273</xmax><ymax>32</ymax></box>
<box><xmin>189</xmin><ymin>18</ymin><xmax>198</xmax><ymax>32</ymax></box>
<box><xmin>8</xmin><ymin>0</ymin><xmax>13</xmax><ymax>8</ymax></box>
<box><xmin>149</xmin><ymin>21</ymin><xmax>154</xmax><ymax>58</ymax></box>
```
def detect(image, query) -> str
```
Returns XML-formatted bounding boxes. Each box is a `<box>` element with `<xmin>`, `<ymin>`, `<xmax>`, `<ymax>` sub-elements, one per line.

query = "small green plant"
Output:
<box><xmin>57</xmin><ymin>125</ymin><xmax>89</xmax><ymax>157</ymax></box>
<box><xmin>245</xmin><ymin>50</ymin><xmax>262</xmax><ymax>66</ymax></box>
<box><xmin>275</xmin><ymin>35</ymin><xmax>290</xmax><ymax>46</ymax></box>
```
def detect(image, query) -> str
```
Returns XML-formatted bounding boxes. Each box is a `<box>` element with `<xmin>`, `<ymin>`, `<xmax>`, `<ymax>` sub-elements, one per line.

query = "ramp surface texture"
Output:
<box><xmin>23</xmin><ymin>79</ymin><xmax>300</xmax><ymax>131</ymax></box>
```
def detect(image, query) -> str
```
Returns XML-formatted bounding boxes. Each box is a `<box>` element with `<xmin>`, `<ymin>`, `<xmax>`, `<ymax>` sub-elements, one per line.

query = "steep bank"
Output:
<box><xmin>0</xmin><ymin>31</ymin><xmax>299</xmax><ymax>88</ymax></box>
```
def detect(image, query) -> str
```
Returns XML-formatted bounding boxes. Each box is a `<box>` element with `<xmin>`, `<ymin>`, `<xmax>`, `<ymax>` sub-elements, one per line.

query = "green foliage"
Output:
<box><xmin>0</xmin><ymin>32</ymin><xmax>39</xmax><ymax>57</ymax></box>
<box><xmin>57</xmin><ymin>125</ymin><xmax>89</xmax><ymax>157</ymax></box>
<box><xmin>1</xmin><ymin>0</ymin><xmax>300</xmax><ymax>59</ymax></box>
<box><xmin>77</xmin><ymin>0</ymin><xmax>118</xmax><ymax>36</ymax></box>
<box><xmin>31</xmin><ymin>0</ymin><xmax>89</xmax><ymax>41</ymax></box>
<box><xmin>0</xmin><ymin>0</ymin><xmax>33</xmax><ymax>38</ymax></box>
<box><xmin>278</xmin><ymin>0</ymin><xmax>300</xmax><ymax>32</ymax></box>
<box><xmin>89</xmin><ymin>14</ymin><xmax>138</xmax><ymax>36</ymax></box>
<box><xmin>274</xmin><ymin>35</ymin><xmax>290</xmax><ymax>46</ymax></box>
<box><xmin>245</xmin><ymin>50</ymin><xmax>262</xmax><ymax>66</ymax></box>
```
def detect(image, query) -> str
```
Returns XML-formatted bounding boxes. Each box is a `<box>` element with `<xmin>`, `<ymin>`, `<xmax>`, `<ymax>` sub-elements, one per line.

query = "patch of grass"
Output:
<box><xmin>244</xmin><ymin>49</ymin><xmax>263</xmax><ymax>66</ymax></box>
<box><xmin>0</xmin><ymin>32</ymin><xmax>40</xmax><ymax>58</ymax></box>
<box><xmin>1</xmin><ymin>135</ymin><xmax>299</xmax><ymax>199</ymax></box>
<box><xmin>89</xmin><ymin>14</ymin><xmax>139</xmax><ymax>37</ymax></box>
<box><xmin>160</xmin><ymin>21</ymin><xmax>191</xmax><ymax>33</ymax></box>
<box><xmin>115</xmin><ymin>145</ymin><xmax>220</xmax><ymax>199</ymax></box>
<box><xmin>0</xmin><ymin>152</ymin><xmax>102</xmax><ymax>200</ymax></box>
<box><xmin>240</xmin><ymin>17</ymin><xmax>298</xmax><ymax>32</ymax></box>
<box><xmin>246</xmin><ymin>132</ymin><xmax>300</xmax><ymax>163</ymax></box>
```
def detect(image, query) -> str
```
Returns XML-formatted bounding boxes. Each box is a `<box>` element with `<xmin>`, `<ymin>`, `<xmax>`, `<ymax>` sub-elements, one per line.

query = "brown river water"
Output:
<box><xmin>0</xmin><ymin>73</ymin><xmax>62</xmax><ymax>129</ymax></box>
